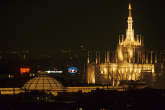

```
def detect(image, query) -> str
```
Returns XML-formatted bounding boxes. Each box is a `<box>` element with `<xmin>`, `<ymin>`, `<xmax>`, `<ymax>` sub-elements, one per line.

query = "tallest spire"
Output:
<box><xmin>129</xmin><ymin>3</ymin><xmax>132</xmax><ymax>17</ymax></box>
<box><xmin>125</xmin><ymin>2</ymin><xmax>134</xmax><ymax>41</ymax></box>
<box><xmin>120</xmin><ymin>2</ymin><xmax>142</xmax><ymax>47</ymax></box>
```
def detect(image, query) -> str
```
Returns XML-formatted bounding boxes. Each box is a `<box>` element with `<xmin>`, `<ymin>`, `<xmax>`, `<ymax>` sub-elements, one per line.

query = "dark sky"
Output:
<box><xmin>0</xmin><ymin>0</ymin><xmax>165</xmax><ymax>52</ymax></box>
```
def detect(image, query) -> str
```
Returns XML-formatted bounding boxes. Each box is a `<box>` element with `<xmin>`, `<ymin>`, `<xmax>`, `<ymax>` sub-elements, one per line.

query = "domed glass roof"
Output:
<box><xmin>22</xmin><ymin>75</ymin><xmax>63</xmax><ymax>91</ymax></box>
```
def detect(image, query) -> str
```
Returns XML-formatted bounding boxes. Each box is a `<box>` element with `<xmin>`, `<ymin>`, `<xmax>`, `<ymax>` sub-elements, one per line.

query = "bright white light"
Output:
<box><xmin>45</xmin><ymin>71</ymin><xmax>63</xmax><ymax>74</ymax></box>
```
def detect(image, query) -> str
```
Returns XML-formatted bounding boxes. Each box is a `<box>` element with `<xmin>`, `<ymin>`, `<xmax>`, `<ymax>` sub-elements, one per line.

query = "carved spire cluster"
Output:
<box><xmin>119</xmin><ymin>3</ymin><xmax>142</xmax><ymax>47</ymax></box>
<box><xmin>126</xmin><ymin>3</ymin><xmax>134</xmax><ymax>41</ymax></box>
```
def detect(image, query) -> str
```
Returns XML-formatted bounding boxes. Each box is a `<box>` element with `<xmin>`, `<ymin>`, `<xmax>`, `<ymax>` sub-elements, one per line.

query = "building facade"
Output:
<box><xmin>86</xmin><ymin>3</ymin><xmax>158</xmax><ymax>87</ymax></box>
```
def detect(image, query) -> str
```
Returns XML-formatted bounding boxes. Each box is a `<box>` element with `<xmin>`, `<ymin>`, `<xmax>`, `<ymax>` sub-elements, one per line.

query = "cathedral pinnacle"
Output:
<box><xmin>129</xmin><ymin>3</ymin><xmax>132</xmax><ymax>17</ymax></box>
<box><xmin>125</xmin><ymin>2</ymin><xmax>134</xmax><ymax>41</ymax></box>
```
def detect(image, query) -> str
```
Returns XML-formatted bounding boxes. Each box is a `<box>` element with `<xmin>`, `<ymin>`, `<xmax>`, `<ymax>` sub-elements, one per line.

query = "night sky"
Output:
<box><xmin>0</xmin><ymin>0</ymin><xmax>165</xmax><ymax>52</ymax></box>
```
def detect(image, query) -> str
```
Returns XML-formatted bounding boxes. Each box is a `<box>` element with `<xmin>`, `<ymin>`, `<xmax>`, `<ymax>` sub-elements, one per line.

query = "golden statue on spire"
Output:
<box><xmin>129</xmin><ymin>3</ymin><xmax>132</xmax><ymax>17</ymax></box>
<box><xmin>129</xmin><ymin>3</ymin><xmax>132</xmax><ymax>10</ymax></box>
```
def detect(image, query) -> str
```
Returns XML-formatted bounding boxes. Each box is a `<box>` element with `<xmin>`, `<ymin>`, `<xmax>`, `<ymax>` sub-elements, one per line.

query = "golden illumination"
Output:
<box><xmin>87</xmin><ymin>3</ymin><xmax>155</xmax><ymax>86</ymax></box>
<box><xmin>129</xmin><ymin>3</ymin><xmax>132</xmax><ymax>10</ymax></box>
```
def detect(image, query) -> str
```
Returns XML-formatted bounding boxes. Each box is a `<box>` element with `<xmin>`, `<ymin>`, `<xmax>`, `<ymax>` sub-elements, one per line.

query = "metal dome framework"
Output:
<box><xmin>22</xmin><ymin>75</ymin><xmax>63</xmax><ymax>91</ymax></box>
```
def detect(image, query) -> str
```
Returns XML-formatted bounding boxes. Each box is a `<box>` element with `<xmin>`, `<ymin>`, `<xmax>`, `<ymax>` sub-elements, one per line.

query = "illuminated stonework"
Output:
<box><xmin>87</xmin><ymin>3</ymin><xmax>155</xmax><ymax>86</ymax></box>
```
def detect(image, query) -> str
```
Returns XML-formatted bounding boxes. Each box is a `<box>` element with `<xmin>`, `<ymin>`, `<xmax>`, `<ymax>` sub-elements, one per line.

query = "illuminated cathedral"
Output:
<box><xmin>86</xmin><ymin>3</ymin><xmax>156</xmax><ymax>86</ymax></box>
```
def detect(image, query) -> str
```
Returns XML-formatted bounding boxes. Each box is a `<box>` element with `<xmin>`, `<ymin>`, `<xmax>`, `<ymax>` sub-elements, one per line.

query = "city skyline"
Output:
<box><xmin>0</xmin><ymin>1</ymin><xmax>165</xmax><ymax>110</ymax></box>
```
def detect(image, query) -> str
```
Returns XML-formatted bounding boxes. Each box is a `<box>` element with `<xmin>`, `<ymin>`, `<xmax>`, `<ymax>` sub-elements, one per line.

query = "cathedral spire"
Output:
<box><xmin>126</xmin><ymin>2</ymin><xmax>134</xmax><ymax>41</ymax></box>
<box><xmin>129</xmin><ymin>3</ymin><xmax>132</xmax><ymax>17</ymax></box>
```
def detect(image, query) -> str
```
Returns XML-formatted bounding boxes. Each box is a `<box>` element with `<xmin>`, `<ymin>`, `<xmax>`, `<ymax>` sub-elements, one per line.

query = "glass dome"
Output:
<box><xmin>22</xmin><ymin>75</ymin><xmax>63</xmax><ymax>91</ymax></box>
